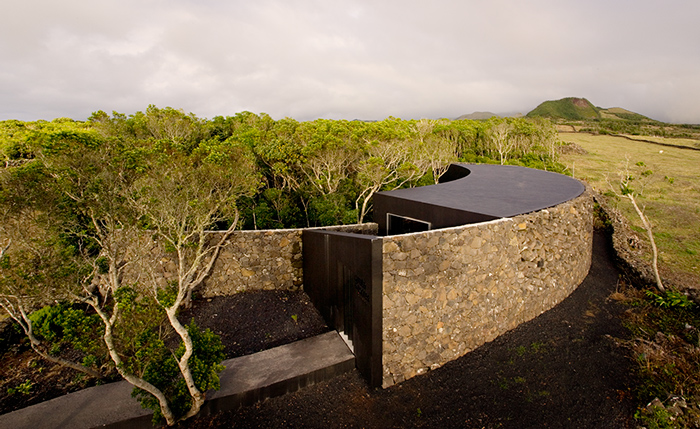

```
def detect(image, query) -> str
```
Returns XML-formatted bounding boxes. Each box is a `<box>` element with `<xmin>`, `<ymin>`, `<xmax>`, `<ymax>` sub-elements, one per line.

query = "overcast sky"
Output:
<box><xmin>2</xmin><ymin>1</ymin><xmax>700</xmax><ymax>123</ymax></box>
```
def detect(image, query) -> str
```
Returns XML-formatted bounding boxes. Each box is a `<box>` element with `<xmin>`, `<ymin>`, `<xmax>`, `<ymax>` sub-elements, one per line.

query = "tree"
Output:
<box><xmin>608</xmin><ymin>157</ymin><xmax>664</xmax><ymax>292</ymax></box>
<box><xmin>1</xmin><ymin>111</ymin><xmax>260</xmax><ymax>425</ymax></box>
<box><xmin>354</xmin><ymin>119</ymin><xmax>422</xmax><ymax>223</ymax></box>
<box><xmin>485</xmin><ymin>119</ymin><xmax>515</xmax><ymax>165</ymax></box>
<box><xmin>0</xmin><ymin>156</ymin><xmax>106</xmax><ymax>380</ymax></box>
<box><xmin>412</xmin><ymin>119</ymin><xmax>458</xmax><ymax>184</ymax></box>
<box><xmin>0</xmin><ymin>218</ymin><xmax>105</xmax><ymax>379</ymax></box>
<box><xmin>297</xmin><ymin>120</ymin><xmax>359</xmax><ymax>196</ymax></box>
<box><xmin>32</xmin><ymin>130</ymin><xmax>187</xmax><ymax>422</ymax></box>
<box><xmin>530</xmin><ymin>117</ymin><xmax>560</xmax><ymax>166</ymax></box>
<box><xmin>119</xmin><ymin>136</ymin><xmax>259</xmax><ymax>423</ymax></box>
<box><xmin>253</xmin><ymin>117</ymin><xmax>303</xmax><ymax>191</ymax></box>
<box><xmin>434</xmin><ymin>119</ymin><xmax>478</xmax><ymax>164</ymax></box>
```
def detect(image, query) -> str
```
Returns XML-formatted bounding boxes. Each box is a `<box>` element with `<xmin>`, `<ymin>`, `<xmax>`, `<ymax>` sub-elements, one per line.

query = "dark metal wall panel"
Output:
<box><xmin>373</xmin><ymin>193</ymin><xmax>498</xmax><ymax>235</ymax></box>
<box><xmin>302</xmin><ymin>229</ymin><xmax>383</xmax><ymax>388</ymax></box>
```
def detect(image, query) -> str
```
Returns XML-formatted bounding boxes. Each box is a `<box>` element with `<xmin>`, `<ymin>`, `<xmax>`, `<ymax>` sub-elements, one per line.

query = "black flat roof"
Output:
<box><xmin>376</xmin><ymin>164</ymin><xmax>585</xmax><ymax>219</ymax></box>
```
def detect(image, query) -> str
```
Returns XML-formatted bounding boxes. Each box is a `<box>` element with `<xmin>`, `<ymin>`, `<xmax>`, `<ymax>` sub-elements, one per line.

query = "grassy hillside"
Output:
<box><xmin>599</xmin><ymin>107</ymin><xmax>651</xmax><ymax>121</ymax></box>
<box><xmin>527</xmin><ymin>97</ymin><xmax>601</xmax><ymax>120</ymax></box>
<box><xmin>559</xmin><ymin>133</ymin><xmax>700</xmax><ymax>288</ymax></box>
<box><xmin>527</xmin><ymin>97</ymin><xmax>654</xmax><ymax>122</ymax></box>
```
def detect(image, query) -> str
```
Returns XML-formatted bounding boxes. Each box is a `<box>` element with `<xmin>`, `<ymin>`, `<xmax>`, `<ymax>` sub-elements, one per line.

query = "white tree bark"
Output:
<box><xmin>89</xmin><ymin>297</ymin><xmax>177</xmax><ymax>426</ymax></box>
<box><xmin>606</xmin><ymin>157</ymin><xmax>665</xmax><ymax>293</ymax></box>
<box><xmin>626</xmin><ymin>193</ymin><xmax>665</xmax><ymax>292</ymax></box>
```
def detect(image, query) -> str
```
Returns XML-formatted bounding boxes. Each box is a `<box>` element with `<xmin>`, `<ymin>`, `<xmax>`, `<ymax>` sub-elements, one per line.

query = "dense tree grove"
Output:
<box><xmin>0</xmin><ymin>107</ymin><xmax>563</xmax><ymax>424</ymax></box>
<box><xmin>2</xmin><ymin>110</ymin><xmax>564</xmax><ymax>229</ymax></box>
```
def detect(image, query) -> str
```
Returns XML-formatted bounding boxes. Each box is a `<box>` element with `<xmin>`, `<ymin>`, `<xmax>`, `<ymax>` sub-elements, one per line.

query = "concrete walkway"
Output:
<box><xmin>0</xmin><ymin>331</ymin><xmax>354</xmax><ymax>429</ymax></box>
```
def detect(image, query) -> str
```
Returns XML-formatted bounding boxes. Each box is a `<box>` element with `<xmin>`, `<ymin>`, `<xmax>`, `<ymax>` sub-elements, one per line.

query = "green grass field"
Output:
<box><xmin>559</xmin><ymin>133</ymin><xmax>700</xmax><ymax>288</ymax></box>
<box><xmin>619</xmin><ymin>134</ymin><xmax>700</xmax><ymax>150</ymax></box>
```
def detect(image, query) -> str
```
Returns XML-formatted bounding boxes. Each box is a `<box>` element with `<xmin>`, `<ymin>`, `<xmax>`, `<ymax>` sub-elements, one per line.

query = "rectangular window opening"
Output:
<box><xmin>387</xmin><ymin>213</ymin><xmax>431</xmax><ymax>235</ymax></box>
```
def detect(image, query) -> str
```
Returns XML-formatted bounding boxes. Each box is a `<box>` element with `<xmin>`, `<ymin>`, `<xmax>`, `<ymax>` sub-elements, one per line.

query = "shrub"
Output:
<box><xmin>29</xmin><ymin>303</ymin><xmax>105</xmax><ymax>364</ymax></box>
<box><xmin>131</xmin><ymin>321</ymin><xmax>225</xmax><ymax>424</ymax></box>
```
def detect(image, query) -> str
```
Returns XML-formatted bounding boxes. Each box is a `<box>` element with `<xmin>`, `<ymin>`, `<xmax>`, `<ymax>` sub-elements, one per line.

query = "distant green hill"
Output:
<box><xmin>456</xmin><ymin>111</ymin><xmax>499</xmax><ymax>120</ymax></box>
<box><xmin>526</xmin><ymin>97</ymin><xmax>653</xmax><ymax>122</ymax></box>
<box><xmin>598</xmin><ymin>107</ymin><xmax>651</xmax><ymax>121</ymax></box>
<box><xmin>526</xmin><ymin>97</ymin><xmax>600</xmax><ymax>120</ymax></box>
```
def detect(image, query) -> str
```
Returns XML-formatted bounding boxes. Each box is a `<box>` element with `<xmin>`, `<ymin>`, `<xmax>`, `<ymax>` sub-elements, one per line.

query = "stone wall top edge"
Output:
<box><xmin>380</xmin><ymin>185</ymin><xmax>592</xmax><ymax>242</ymax></box>
<box><xmin>506</xmin><ymin>185</ymin><xmax>592</xmax><ymax>218</ymax></box>
<box><xmin>381</xmin><ymin>217</ymin><xmax>512</xmax><ymax>242</ymax></box>
<box><xmin>202</xmin><ymin>222</ymin><xmax>378</xmax><ymax>235</ymax></box>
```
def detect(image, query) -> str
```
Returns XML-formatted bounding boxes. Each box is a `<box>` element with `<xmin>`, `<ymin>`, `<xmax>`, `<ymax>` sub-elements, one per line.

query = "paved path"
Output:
<box><xmin>0</xmin><ymin>331</ymin><xmax>354</xmax><ymax>429</ymax></box>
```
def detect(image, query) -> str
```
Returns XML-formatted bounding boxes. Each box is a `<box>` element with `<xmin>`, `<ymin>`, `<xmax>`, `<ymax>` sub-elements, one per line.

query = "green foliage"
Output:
<box><xmin>132</xmin><ymin>321</ymin><xmax>225</xmax><ymax>424</ymax></box>
<box><xmin>458</xmin><ymin>152</ymin><xmax>499</xmax><ymax>164</ymax></box>
<box><xmin>1</xmin><ymin>118</ymin><xmax>93</xmax><ymax>163</ymax></box>
<box><xmin>155</xmin><ymin>284</ymin><xmax>178</xmax><ymax>309</ymax></box>
<box><xmin>113</xmin><ymin>286</ymin><xmax>172</xmax><ymax>370</ymax></box>
<box><xmin>28</xmin><ymin>303</ymin><xmax>105</xmax><ymax>364</ymax></box>
<box><xmin>622</xmin><ymin>286</ymin><xmax>700</xmax><ymax>409</ymax></box>
<box><xmin>95</xmin><ymin>256</ymin><xmax>109</xmax><ymax>274</ymax></box>
<box><xmin>645</xmin><ymin>290</ymin><xmax>695</xmax><ymax>309</ymax></box>
<box><xmin>309</xmin><ymin>194</ymin><xmax>356</xmax><ymax>226</ymax></box>
<box><xmin>7</xmin><ymin>380</ymin><xmax>33</xmax><ymax>396</ymax></box>
<box><xmin>6</xmin><ymin>111</ymin><xmax>569</xmax><ymax>231</ymax></box>
<box><xmin>634</xmin><ymin>405</ymin><xmax>677</xmax><ymax>429</ymax></box>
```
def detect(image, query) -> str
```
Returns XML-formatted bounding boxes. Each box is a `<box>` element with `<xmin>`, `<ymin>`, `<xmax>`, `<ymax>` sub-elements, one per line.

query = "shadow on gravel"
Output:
<box><xmin>182</xmin><ymin>229</ymin><xmax>637</xmax><ymax>429</ymax></box>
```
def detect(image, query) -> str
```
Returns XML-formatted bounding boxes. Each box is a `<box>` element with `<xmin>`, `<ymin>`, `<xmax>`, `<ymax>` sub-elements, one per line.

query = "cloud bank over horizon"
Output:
<box><xmin>2</xmin><ymin>1</ymin><xmax>700</xmax><ymax>123</ymax></box>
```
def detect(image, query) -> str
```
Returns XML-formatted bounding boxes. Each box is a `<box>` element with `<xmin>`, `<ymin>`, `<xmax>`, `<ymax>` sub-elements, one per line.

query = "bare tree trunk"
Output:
<box><xmin>356</xmin><ymin>188</ymin><xmax>377</xmax><ymax>224</ymax></box>
<box><xmin>627</xmin><ymin>193</ymin><xmax>665</xmax><ymax>292</ymax></box>
<box><xmin>0</xmin><ymin>239</ymin><xmax>9</xmax><ymax>259</ymax></box>
<box><xmin>89</xmin><ymin>298</ymin><xmax>177</xmax><ymax>426</ymax></box>
<box><xmin>300</xmin><ymin>197</ymin><xmax>311</xmax><ymax>228</ymax></box>
<box><xmin>165</xmin><ymin>306</ymin><xmax>205</xmax><ymax>420</ymax></box>
<box><xmin>155</xmin><ymin>212</ymin><xmax>240</xmax><ymax>421</ymax></box>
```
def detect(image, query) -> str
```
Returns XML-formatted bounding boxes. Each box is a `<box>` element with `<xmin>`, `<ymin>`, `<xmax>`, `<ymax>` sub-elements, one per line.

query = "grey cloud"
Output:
<box><xmin>2</xmin><ymin>0</ymin><xmax>700</xmax><ymax>122</ymax></box>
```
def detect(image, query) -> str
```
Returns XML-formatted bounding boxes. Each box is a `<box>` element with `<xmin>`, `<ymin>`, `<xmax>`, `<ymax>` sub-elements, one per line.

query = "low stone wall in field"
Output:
<box><xmin>380</xmin><ymin>187</ymin><xmax>594</xmax><ymax>387</ymax></box>
<box><xmin>199</xmin><ymin>223</ymin><xmax>378</xmax><ymax>297</ymax></box>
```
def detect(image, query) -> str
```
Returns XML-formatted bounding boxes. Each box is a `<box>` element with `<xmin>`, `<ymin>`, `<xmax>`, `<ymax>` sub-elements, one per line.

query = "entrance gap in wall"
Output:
<box><xmin>387</xmin><ymin>213</ymin><xmax>431</xmax><ymax>235</ymax></box>
<box><xmin>302</xmin><ymin>229</ymin><xmax>384</xmax><ymax>388</ymax></box>
<box><xmin>338</xmin><ymin>263</ymin><xmax>355</xmax><ymax>353</ymax></box>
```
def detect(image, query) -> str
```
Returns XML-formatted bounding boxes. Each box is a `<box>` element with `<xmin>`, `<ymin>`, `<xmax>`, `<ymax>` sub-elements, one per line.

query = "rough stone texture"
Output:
<box><xmin>381</xmin><ymin>187</ymin><xmax>594</xmax><ymax>387</ymax></box>
<box><xmin>200</xmin><ymin>223</ymin><xmax>378</xmax><ymax>297</ymax></box>
<box><xmin>119</xmin><ymin>223</ymin><xmax>377</xmax><ymax>299</ymax></box>
<box><xmin>595</xmin><ymin>197</ymin><xmax>660</xmax><ymax>289</ymax></box>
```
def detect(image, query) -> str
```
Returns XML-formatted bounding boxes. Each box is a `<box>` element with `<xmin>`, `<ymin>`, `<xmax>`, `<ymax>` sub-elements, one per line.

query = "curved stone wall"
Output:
<box><xmin>380</xmin><ymin>186</ymin><xmax>594</xmax><ymax>387</ymax></box>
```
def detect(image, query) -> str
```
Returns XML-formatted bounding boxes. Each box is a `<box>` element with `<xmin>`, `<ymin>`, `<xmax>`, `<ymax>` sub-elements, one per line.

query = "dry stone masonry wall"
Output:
<box><xmin>381</xmin><ymin>187</ymin><xmax>594</xmax><ymax>387</ymax></box>
<box><xmin>199</xmin><ymin>223</ymin><xmax>378</xmax><ymax>297</ymax></box>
